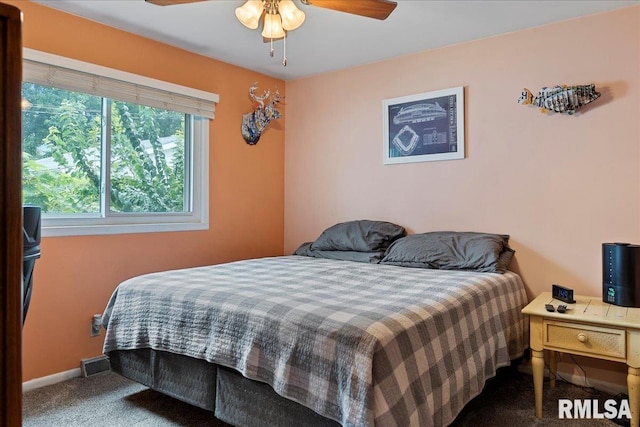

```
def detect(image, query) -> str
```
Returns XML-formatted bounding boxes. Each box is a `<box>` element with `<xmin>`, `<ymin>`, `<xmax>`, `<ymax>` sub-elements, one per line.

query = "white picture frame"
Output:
<box><xmin>383</xmin><ymin>86</ymin><xmax>465</xmax><ymax>164</ymax></box>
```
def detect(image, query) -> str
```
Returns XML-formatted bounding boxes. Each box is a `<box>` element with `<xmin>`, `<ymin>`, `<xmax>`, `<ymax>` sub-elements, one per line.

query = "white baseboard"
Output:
<box><xmin>518</xmin><ymin>364</ymin><xmax>627</xmax><ymax>396</ymax></box>
<box><xmin>22</xmin><ymin>368</ymin><xmax>82</xmax><ymax>393</ymax></box>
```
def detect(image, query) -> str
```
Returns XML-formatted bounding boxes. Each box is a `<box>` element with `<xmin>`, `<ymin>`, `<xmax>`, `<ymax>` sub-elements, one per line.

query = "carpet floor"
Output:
<box><xmin>23</xmin><ymin>367</ymin><xmax>625</xmax><ymax>426</ymax></box>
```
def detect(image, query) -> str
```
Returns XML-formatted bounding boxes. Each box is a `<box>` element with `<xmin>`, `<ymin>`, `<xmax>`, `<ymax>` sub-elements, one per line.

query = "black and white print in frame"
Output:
<box><xmin>383</xmin><ymin>86</ymin><xmax>465</xmax><ymax>164</ymax></box>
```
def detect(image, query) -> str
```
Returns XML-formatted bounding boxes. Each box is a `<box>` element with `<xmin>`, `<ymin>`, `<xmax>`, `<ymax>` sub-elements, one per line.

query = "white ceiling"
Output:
<box><xmin>32</xmin><ymin>0</ymin><xmax>638</xmax><ymax>81</ymax></box>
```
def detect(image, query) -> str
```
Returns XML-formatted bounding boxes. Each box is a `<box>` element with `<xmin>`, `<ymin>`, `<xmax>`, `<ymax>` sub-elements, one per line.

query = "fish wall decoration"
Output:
<box><xmin>241</xmin><ymin>82</ymin><xmax>281</xmax><ymax>145</ymax></box>
<box><xmin>518</xmin><ymin>84</ymin><xmax>601</xmax><ymax>115</ymax></box>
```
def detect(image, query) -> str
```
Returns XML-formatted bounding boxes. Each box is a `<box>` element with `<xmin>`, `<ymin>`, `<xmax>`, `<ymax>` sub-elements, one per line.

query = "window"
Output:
<box><xmin>22</xmin><ymin>49</ymin><xmax>219</xmax><ymax>237</ymax></box>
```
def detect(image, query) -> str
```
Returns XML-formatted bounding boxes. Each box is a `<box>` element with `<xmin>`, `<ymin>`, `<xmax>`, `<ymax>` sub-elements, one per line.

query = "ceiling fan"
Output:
<box><xmin>145</xmin><ymin>0</ymin><xmax>398</xmax><ymax>66</ymax></box>
<box><xmin>145</xmin><ymin>0</ymin><xmax>398</xmax><ymax>21</ymax></box>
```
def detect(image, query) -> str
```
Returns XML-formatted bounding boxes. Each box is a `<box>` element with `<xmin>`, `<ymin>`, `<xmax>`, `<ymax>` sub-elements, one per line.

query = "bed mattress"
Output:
<box><xmin>102</xmin><ymin>256</ymin><xmax>528</xmax><ymax>426</ymax></box>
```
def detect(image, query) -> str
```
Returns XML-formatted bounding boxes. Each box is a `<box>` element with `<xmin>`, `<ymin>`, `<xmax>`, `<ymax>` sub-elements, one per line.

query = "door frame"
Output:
<box><xmin>0</xmin><ymin>3</ymin><xmax>23</xmax><ymax>426</ymax></box>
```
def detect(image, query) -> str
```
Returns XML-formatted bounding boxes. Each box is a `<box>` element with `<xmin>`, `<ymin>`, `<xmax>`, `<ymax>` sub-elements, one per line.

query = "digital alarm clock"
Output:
<box><xmin>552</xmin><ymin>284</ymin><xmax>575</xmax><ymax>304</ymax></box>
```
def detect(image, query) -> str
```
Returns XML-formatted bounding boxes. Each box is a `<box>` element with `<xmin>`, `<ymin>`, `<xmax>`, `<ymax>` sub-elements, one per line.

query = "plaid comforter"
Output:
<box><xmin>102</xmin><ymin>256</ymin><xmax>528</xmax><ymax>426</ymax></box>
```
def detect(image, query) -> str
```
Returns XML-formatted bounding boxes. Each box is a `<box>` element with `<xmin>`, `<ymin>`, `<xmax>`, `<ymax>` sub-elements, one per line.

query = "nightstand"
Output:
<box><xmin>522</xmin><ymin>292</ymin><xmax>640</xmax><ymax>427</ymax></box>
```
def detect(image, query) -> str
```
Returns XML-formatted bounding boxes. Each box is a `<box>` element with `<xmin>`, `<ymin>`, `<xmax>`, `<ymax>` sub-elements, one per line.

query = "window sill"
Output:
<box><xmin>41</xmin><ymin>220</ymin><xmax>209</xmax><ymax>238</ymax></box>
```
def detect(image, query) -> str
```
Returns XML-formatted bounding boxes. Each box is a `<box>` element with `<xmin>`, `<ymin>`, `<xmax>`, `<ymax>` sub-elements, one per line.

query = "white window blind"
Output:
<box><xmin>23</xmin><ymin>49</ymin><xmax>219</xmax><ymax>119</ymax></box>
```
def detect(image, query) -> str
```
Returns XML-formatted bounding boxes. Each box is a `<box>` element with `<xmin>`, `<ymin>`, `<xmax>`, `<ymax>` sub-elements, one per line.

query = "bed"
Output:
<box><xmin>101</xmin><ymin>223</ymin><xmax>529</xmax><ymax>427</ymax></box>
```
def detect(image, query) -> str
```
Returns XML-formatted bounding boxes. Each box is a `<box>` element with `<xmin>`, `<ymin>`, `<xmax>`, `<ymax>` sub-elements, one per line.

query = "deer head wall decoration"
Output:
<box><xmin>241</xmin><ymin>82</ymin><xmax>281</xmax><ymax>145</ymax></box>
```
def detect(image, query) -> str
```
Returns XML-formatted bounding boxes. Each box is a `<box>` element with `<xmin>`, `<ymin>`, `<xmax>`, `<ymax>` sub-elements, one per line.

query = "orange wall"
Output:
<box><xmin>284</xmin><ymin>6</ymin><xmax>639</xmax><ymax>389</ymax></box>
<box><xmin>285</xmin><ymin>6</ymin><xmax>640</xmax><ymax>300</ymax></box>
<box><xmin>9</xmin><ymin>1</ymin><xmax>285</xmax><ymax>381</ymax></box>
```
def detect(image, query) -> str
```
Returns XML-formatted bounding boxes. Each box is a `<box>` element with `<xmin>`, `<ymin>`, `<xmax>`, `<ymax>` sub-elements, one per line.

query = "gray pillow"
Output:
<box><xmin>381</xmin><ymin>231</ymin><xmax>515</xmax><ymax>273</ymax></box>
<box><xmin>310</xmin><ymin>220</ymin><xmax>405</xmax><ymax>252</ymax></box>
<box><xmin>294</xmin><ymin>242</ymin><xmax>384</xmax><ymax>264</ymax></box>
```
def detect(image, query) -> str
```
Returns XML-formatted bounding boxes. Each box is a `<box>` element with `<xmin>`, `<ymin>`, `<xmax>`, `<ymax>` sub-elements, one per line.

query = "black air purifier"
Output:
<box><xmin>23</xmin><ymin>205</ymin><xmax>42</xmax><ymax>325</ymax></box>
<box><xmin>603</xmin><ymin>242</ymin><xmax>640</xmax><ymax>307</ymax></box>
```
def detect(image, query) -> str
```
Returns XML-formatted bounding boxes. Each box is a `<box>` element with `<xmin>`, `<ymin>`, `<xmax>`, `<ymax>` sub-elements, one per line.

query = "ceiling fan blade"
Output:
<box><xmin>302</xmin><ymin>0</ymin><xmax>397</xmax><ymax>20</ymax></box>
<box><xmin>145</xmin><ymin>0</ymin><xmax>207</xmax><ymax>6</ymax></box>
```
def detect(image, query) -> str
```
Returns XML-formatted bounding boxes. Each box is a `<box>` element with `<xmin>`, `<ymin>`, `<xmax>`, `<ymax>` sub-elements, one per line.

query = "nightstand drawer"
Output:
<box><xmin>544</xmin><ymin>320</ymin><xmax>626</xmax><ymax>359</ymax></box>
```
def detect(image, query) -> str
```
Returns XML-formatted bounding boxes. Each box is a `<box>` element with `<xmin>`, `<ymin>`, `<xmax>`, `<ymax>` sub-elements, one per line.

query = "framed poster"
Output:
<box><xmin>383</xmin><ymin>86</ymin><xmax>464</xmax><ymax>164</ymax></box>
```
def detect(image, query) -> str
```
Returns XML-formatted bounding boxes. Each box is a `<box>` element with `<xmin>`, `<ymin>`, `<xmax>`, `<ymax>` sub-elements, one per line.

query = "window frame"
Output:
<box><xmin>22</xmin><ymin>49</ymin><xmax>218</xmax><ymax>237</ymax></box>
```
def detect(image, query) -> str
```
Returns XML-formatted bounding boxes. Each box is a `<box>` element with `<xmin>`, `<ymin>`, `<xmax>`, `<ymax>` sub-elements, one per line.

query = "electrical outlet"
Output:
<box><xmin>90</xmin><ymin>314</ymin><xmax>102</xmax><ymax>337</ymax></box>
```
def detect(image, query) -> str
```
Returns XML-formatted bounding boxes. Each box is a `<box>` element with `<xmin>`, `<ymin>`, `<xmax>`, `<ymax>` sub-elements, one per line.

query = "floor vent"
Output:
<box><xmin>80</xmin><ymin>355</ymin><xmax>110</xmax><ymax>377</ymax></box>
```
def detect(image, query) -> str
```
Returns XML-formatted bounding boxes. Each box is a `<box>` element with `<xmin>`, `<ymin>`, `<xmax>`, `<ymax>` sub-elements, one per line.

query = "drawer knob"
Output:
<box><xmin>577</xmin><ymin>333</ymin><xmax>588</xmax><ymax>343</ymax></box>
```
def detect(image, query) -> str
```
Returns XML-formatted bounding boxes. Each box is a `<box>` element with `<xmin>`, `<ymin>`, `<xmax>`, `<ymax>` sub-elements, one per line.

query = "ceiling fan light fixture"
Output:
<box><xmin>152</xmin><ymin>0</ymin><xmax>399</xmax><ymax>68</ymax></box>
<box><xmin>261</xmin><ymin>12</ymin><xmax>286</xmax><ymax>39</ymax></box>
<box><xmin>235</xmin><ymin>0</ymin><xmax>264</xmax><ymax>30</ymax></box>
<box><xmin>278</xmin><ymin>0</ymin><xmax>305</xmax><ymax>31</ymax></box>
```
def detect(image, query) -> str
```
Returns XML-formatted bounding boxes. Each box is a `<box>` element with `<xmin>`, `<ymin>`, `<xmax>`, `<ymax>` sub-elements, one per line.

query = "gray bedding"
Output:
<box><xmin>293</xmin><ymin>241</ymin><xmax>385</xmax><ymax>263</ymax></box>
<box><xmin>102</xmin><ymin>256</ymin><xmax>528</xmax><ymax>427</ymax></box>
<box><xmin>108</xmin><ymin>348</ymin><xmax>342</xmax><ymax>426</ymax></box>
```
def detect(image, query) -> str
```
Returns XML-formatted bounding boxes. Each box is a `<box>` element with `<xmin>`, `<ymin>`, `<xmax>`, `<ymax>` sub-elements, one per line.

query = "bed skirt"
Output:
<box><xmin>108</xmin><ymin>349</ymin><xmax>340</xmax><ymax>426</ymax></box>
<box><xmin>108</xmin><ymin>348</ymin><xmax>217</xmax><ymax>411</ymax></box>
